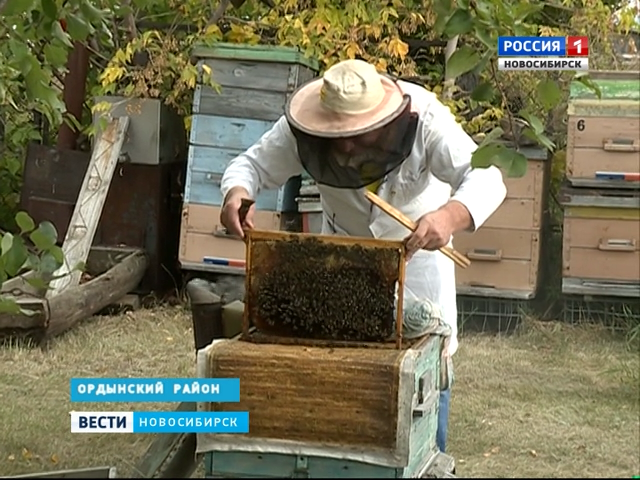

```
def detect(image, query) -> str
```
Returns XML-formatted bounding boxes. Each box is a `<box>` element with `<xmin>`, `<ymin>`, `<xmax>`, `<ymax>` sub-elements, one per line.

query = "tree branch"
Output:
<box><xmin>208</xmin><ymin>0</ymin><xmax>231</xmax><ymax>26</ymax></box>
<box><xmin>122</xmin><ymin>0</ymin><xmax>138</xmax><ymax>40</ymax></box>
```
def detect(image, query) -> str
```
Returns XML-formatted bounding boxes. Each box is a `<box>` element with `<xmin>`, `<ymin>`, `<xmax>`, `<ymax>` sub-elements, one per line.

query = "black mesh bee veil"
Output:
<box><xmin>286</xmin><ymin>96</ymin><xmax>419</xmax><ymax>189</ymax></box>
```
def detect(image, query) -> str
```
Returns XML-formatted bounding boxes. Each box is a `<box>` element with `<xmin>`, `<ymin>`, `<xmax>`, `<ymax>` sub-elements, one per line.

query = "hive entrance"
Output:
<box><xmin>244</xmin><ymin>230</ymin><xmax>405</xmax><ymax>344</ymax></box>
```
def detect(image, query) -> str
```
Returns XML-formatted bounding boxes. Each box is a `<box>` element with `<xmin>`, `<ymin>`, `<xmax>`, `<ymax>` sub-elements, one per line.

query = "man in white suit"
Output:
<box><xmin>219</xmin><ymin>59</ymin><xmax>507</xmax><ymax>454</ymax></box>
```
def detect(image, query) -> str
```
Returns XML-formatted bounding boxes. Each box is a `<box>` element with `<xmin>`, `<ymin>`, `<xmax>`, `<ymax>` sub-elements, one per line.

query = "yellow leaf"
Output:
<box><xmin>387</xmin><ymin>37</ymin><xmax>409</xmax><ymax>58</ymax></box>
<box><xmin>22</xmin><ymin>448</ymin><xmax>32</xmax><ymax>460</ymax></box>
<box><xmin>205</xmin><ymin>24</ymin><xmax>222</xmax><ymax>37</ymax></box>
<box><xmin>92</xmin><ymin>101</ymin><xmax>113</xmax><ymax>114</ymax></box>
<box><xmin>375</xmin><ymin>58</ymin><xmax>389</xmax><ymax>72</ymax></box>
<box><xmin>345</xmin><ymin>42</ymin><xmax>361</xmax><ymax>59</ymax></box>
<box><xmin>50</xmin><ymin>454</ymin><xmax>59</xmax><ymax>464</ymax></box>
<box><xmin>100</xmin><ymin>66</ymin><xmax>126</xmax><ymax>86</ymax></box>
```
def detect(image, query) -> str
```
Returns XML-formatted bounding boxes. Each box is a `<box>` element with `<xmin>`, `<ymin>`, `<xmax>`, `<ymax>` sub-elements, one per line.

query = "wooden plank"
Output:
<box><xmin>455</xmin><ymin>285</ymin><xmax>535</xmax><ymax>299</ymax></box>
<box><xmin>2</xmin><ymin>466</ymin><xmax>116</xmax><ymax>479</ymax></box>
<box><xmin>184</xmin><ymin>168</ymin><xmax>285</xmax><ymax>210</ymax></box>
<box><xmin>46</xmin><ymin>117</ymin><xmax>130</xmax><ymax>297</ymax></box>
<box><xmin>568</xmin><ymin>178</ymin><xmax>640</xmax><ymax>189</ymax></box>
<box><xmin>567</xmin><ymin>99</ymin><xmax>640</xmax><ymax>118</ymax></box>
<box><xmin>562</xmin><ymin>277</ymin><xmax>640</xmax><ymax>298</ymax></box>
<box><xmin>189</xmin><ymin>115</ymin><xmax>273</xmax><ymax>149</ymax></box>
<box><xmin>504</xmin><ymin>160</ymin><xmax>544</xmax><ymax>200</ymax></box>
<box><xmin>191</xmin><ymin>43</ymin><xmax>320</xmax><ymax>71</ymax></box>
<box><xmin>483</xmin><ymin>198</ymin><xmax>541</xmax><ymax>230</ymax></box>
<box><xmin>567</xmin><ymin>115</ymin><xmax>640</xmax><ymax>149</ymax></box>
<box><xmin>566</xmin><ymin>148</ymin><xmax>640</xmax><ymax>180</ymax></box>
<box><xmin>193</xmin><ymin>84</ymin><xmax>287</xmax><ymax>121</ymax></box>
<box><xmin>198</xmin><ymin>58</ymin><xmax>295</xmax><ymax>92</ymax></box>
<box><xmin>187</xmin><ymin>144</ymin><xmax>244</xmax><ymax>175</ymax></box>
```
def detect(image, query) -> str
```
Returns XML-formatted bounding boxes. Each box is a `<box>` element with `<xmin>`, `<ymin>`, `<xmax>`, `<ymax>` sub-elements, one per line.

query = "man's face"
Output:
<box><xmin>330</xmin><ymin>128</ymin><xmax>384</xmax><ymax>170</ymax></box>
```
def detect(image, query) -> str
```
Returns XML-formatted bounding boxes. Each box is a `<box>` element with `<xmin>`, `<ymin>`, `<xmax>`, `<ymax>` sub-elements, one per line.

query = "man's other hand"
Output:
<box><xmin>404</xmin><ymin>210</ymin><xmax>454</xmax><ymax>260</ymax></box>
<box><xmin>220</xmin><ymin>187</ymin><xmax>255</xmax><ymax>238</ymax></box>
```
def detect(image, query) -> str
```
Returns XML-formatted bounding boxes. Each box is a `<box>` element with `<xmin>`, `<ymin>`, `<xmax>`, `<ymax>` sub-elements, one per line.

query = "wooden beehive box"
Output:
<box><xmin>179</xmin><ymin>44</ymin><xmax>320</xmax><ymax>275</ymax></box>
<box><xmin>559</xmin><ymin>184</ymin><xmax>640</xmax><ymax>298</ymax></box>
<box><xmin>566</xmin><ymin>70</ymin><xmax>640</xmax><ymax>188</ymax></box>
<box><xmin>242</xmin><ymin>230</ymin><xmax>407</xmax><ymax>346</ymax></box>
<box><xmin>196</xmin><ymin>334</ymin><xmax>443</xmax><ymax>477</ymax></box>
<box><xmin>453</xmin><ymin>146</ymin><xmax>549</xmax><ymax>299</ymax></box>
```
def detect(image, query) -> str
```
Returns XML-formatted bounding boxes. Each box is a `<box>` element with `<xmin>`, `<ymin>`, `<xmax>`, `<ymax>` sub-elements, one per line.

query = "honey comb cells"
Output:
<box><xmin>249</xmin><ymin>236</ymin><xmax>401</xmax><ymax>342</ymax></box>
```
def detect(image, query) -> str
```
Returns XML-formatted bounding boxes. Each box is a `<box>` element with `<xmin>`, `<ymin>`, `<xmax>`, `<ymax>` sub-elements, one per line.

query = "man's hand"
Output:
<box><xmin>404</xmin><ymin>200</ymin><xmax>473</xmax><ymax>260</ymax></box>
<box><xmin>220</xmin><ymin>186</ymin><xmax>255</xmax><ymax>238</ymax></box>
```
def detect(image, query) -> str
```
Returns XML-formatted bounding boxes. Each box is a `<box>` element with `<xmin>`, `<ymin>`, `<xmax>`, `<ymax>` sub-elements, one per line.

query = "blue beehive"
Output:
<box><xmin>179</xmin><ymin>43</ymin><xmax>319</xmax><ymax>274</ymax></box>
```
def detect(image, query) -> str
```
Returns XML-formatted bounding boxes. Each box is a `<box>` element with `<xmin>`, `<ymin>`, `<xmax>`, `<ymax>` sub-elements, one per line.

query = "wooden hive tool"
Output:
<box><xmin>364</xmin><ymin>190</ymin><xmax>471</xmax><ymax>269</ymax></box>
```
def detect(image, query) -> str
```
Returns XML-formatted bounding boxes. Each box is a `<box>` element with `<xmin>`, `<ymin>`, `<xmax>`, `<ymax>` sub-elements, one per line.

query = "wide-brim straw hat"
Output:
<box><xmin>285</xmin><ymin>59</ymin><xmax>406</xmax><ymax>138</ymax></box>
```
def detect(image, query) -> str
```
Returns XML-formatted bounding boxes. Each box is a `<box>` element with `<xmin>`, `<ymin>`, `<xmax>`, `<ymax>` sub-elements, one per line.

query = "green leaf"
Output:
<box><xmin>29</xmin><ymin>224</ymin><xmax>57</xmax><ymax>251</ymax></box>
<box><xmin>457</xmin><ymin>0</ymin><xmax>470</xmax><ymax>8</ymax></box>
<box><xmin>65</xmin><ymin>13</ymin><xmax>93</xmax><ymax>40</ymax></box>
<box><xmin>474</xmin><ymin>25</ymin><xmax>494</xmax><ymax>49</ymax></box>
<box><xmin>445</xmin><ymin>46</ymin><xmax>481</xmax><ymax>79</ymax></box>
<box><xmin>0</xmin><ymin>298</ymin><xmax>22</xmax><ymax>315</ymax></box>
<box><xmin>38</xmin><ymin>252</ymin><xmax>63</xmax><ymax>274</ymax></box>
<box><xmin>433</xmin><ymin>0</ymin><xmax>453</xmax><ymax>35</ymax></box>
<box><xmin>41</xmin><ymin>0</ymin><xmax>58</xmax><ymax>19</ymax></box>
<box><xmin>15</xmin><ymin>211</ymin><xmax>35</xmax><ymax>234</ymax></box>
<box><xmin>471</xmin><ymin>82</ymin><xmax>495</xmax><ymax>102</ymax></box>
<box><xmin>573</xmin><ymin>73</ymin><xmax>602</xmax><ymax>99</ymax></box>
<box><xmin>49</xmin><ymin>245</ymin><xmax>64</xmax><ymax>264</ymax></box>
<box><xmin>513</xmin><ymin>3</ymin><xmax>544</xmax><ymax>22</ymax></box>
<box><xmin>499</xmin><ymin>149</ymin><xmax>529</xmax><ymax>178</ymax></box>
<box><xmin>478</xmin><ymin>126</ymin><xmax>504</xmax><ymax>148</ymax></box>
<box><xmin>26</xmin><ymin>276</ymin><xmax>49</xmax><ymax>290</ymax></box>
<box><xmin>472</xmin><ymin>144</ymin><xmax>528</xmax><ymax>177</ymax></box>
<box><xmin>1</xmin><ymin>233</ymin><xmax>13</xmax><ymax>256</ymax></box>
<box><xmin>74</xmin><ymin>261</ymin><xmax>86</xmax><ymax>272</ymax></box>
<box><xmin>79</xmin><ymin>0</ymin><xmax>106</xmax><ymax>21</ymax></box>
<box><xmin>2</xmin><ymin>235</ymin><xmax>29</xmax><ymax>277</ymax></box>
<box><xmin>471</xmin><ymin>143</ymin><xmax>503</xmax><ymax>168</ymax></box>
<box><xmin>443</xmin><ymin>9</ymin><xmax>474</xmax><ymax>38</ymax></box>
<box><xmin>1</xmin><ymin>0</ymin><xmax>37</xmax><ymax>16</ymax></box>
<box><xmin>523</xmin><ymin>128</ymin><xmax>556</xmax><ymax>151</ymax></box>
<box><xmin>520</xmin><ymin>111</ymin><xmax>545</xmax><ymax>135</ymax></box>
<box><xmin>52</xmin><ymin>21</ymin><xmax>74</xmax><ymax>49</ymax></box>
<box><xmin>536</xmin><ymin>79</ymin><xmax>562</xmax><ymax>111</ymax></box>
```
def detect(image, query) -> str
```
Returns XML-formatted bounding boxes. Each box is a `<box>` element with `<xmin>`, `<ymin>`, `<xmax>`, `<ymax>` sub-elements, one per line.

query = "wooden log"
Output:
<box><xmin>45</xmin><ymin>248</ymin><xmax>147</xmax><ymax>339</ymax></box>
<box><xmin>0</xmin><ymin>298</ymin><xmax>49</xmax><ymax>330</ymax></box>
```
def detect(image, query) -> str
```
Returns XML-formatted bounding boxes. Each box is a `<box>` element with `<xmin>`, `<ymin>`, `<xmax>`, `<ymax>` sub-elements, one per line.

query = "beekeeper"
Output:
<box><xmin>219</xmin><ymin>59</ymin><xmax>507</xmax><ymax>454</ymax></box>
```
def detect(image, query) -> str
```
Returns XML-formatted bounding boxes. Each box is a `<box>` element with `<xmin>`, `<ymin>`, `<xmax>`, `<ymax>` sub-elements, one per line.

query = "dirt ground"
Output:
<box><xmin>0</xmin><ymin>305</ymin><xmax>638</xmax><ymax>478</ymax></box>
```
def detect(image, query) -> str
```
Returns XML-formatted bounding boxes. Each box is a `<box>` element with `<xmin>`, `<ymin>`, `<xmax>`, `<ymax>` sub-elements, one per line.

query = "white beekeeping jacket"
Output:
<box><xmin>220</xmin><ymin>80</ymin><xmax>508</xmax><ymax>356</ymax></box>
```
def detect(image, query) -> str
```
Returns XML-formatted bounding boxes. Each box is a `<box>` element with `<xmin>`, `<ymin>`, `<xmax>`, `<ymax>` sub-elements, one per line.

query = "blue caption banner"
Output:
<box><xmin>498</xmin><ymin>36</ymin><xmax>567</xmax><ymax>56</ymax></box>
<box><xmin>70</xmin><ymin>378</ymin><xmax>240</xmax><ymax>402</ymax></box>
<box><xmin>70</xmin><ymin>411</ymin><xmax>249</xmax><ymax>433</ymax></box>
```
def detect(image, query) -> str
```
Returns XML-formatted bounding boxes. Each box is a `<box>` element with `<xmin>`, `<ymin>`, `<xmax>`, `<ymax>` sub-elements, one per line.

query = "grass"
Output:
<box><xmin>0</xmin><ymin>306</ymin><xmax>638</xmax><ymax>478</ymax></box>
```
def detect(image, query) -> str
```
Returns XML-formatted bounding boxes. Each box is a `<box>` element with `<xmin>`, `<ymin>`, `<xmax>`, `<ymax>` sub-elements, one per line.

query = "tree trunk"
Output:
<box><xmin>57</xmin><ymin>42</ymin><xmax>91</xmax><ymax>150</ymax></box>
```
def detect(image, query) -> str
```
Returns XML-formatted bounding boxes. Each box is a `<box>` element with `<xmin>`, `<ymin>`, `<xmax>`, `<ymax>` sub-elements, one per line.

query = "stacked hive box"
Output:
<box><xmin>179</xmin><ymin>44</ymin><xmax>319</xmax><ymax>275</ymax></box>
<box><xmin>295</xmin><ymin>175</ymin><xmax>323</xmax><ymax>233</ymax></box>
<box><xmin>560</xmin><ymin>70</ymin><xmax>640</xmax><ymax>321</ymax></box>
<box><xmin>452</xmin><ymin>146</ymin><xmax>550</xmax><ymax>331</ymax></box>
